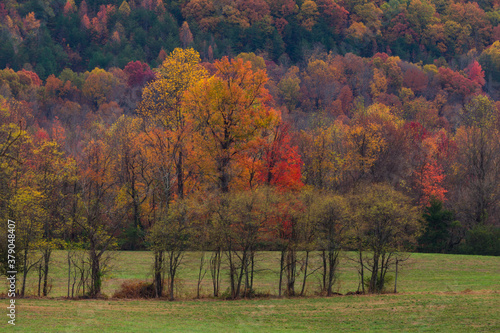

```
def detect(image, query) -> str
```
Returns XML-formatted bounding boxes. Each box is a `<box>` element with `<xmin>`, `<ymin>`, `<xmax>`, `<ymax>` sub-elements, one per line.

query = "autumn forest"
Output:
<box><xmin>1</xmin><ymin>0</ymin><xmax>499</xmax><ymax>302</ymax></box>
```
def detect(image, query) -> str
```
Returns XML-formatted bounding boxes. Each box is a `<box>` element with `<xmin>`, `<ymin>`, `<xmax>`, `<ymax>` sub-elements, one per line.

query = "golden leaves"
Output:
<box><xmin>182</xmin><ymin>57</ymin><xmax>280</xmax><ymax>191</ymax></box>
<box><xmin>139</xmin><ymin>48</ymin><xmax>208</xmax><ymax>130</ymax></box>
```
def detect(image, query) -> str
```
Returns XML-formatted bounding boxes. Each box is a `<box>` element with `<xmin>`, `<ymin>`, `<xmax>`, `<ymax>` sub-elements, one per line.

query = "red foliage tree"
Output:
<box><xmin>237</xmin><ymin>0</ymin><xmax>270</xmax><ymax>25</ymax></box>
<box><xmin>338</xmin><ymin>85</ymin><xmax>353</xmax><ymax>114</ymax></box>
<box><xmin>64</xmin><ymin>0</ymin><xmax>77</xmax><ymax>16</ymax></box>
<box><xmin>316</xmin><ymin>0</ymin><xmax>349</xmax><ymax>34</ymax></box>
<box><xmin>386</xmin><ymin>12</ymin><xmax>417</xmax><ymax>46</ymax></box>
<box><xmin>124</xmin><ymin>61</ymin><xmax>156</xmax><ymax>87</ymax></box>
<box><xmin>0</xmin><ymin>4</ymin><xmax>7</xmax><ymax>19</ymax></box>
<box><xmin>51</xmin><ymin>117</ymin><xmax>66</xmax><ymax>145</ymax></box>
<box><xmin>438</xmin><ymin>67</ymin><xmax>480</xmax><ymax>101</ymax></box>
<box><xmin>257</xmin><ymin>123</ymin><xmax>303</xmax><ymax>191</ymax></box>
<box><xmin>403</xmin><ymin>66</ymin><xmax>428</xmax><ymax>93</ymax></box>
<box><xmin>17</xmin><ymin>69</ymin><xmax>42</xmax><ymax>86</ymax></box>
<box><xmin>81</xmin><ymin>14</ymin><xmax>91</xmax><ymax>29</ymax></box>
<box><xmin>416</xmin><ymin>160</ymin><xmax>447</xmax><ymax>205</ymax></box>
<box><xmin>465</xmin><ymin>61</ymin><xmax>486</xmax><ymax>87</ymax></box>
<box><xmin>90</xmin><ymin>4</ymin><xmax>115</xmax><ymax>42</ymax></box>
<box><xmin>404</xmin><ymin>122</ymin><xmax>448</xmax><ymax>205</ymax></box>
<box><xmin>33</xmin><ymin>127</ymin><xmax>50</xmax><ymax>146</ymax></box>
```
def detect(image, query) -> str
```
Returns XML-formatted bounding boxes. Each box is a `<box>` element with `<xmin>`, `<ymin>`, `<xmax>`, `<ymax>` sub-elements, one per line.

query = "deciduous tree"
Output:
<box><xmin>349</xmin><ymin>183</ymin><xmax>421</xmax><ymax>294</ymax></box>
<box><xmin>184</xmin><ymin>57</ymin><xmax>280</xmax><ymax>193</ymax></box>
<box><xmin>76</xmin><ymin>137</ymin><xmax>123</xmax><ymax>297</ymax></box>
<box><xmin>451</xmin><ymin>96</ymin><xmax>500</xmax><ymax>228</ymax></box>
<box><xmin>147</xmin><ymin>199</ymin><xmax>191</xmax><ymax>300</ymax></box>
<box><xmin>139</xmin><ymin>48</ymin><xmax>207</xmax><ymax>199</ymax></box>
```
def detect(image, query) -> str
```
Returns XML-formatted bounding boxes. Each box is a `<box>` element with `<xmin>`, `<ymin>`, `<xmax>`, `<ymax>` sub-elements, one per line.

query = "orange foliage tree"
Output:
<box><xmin>184</xmin><ymin>57</ymin><xmax>280</xmax><ymax>193</ymax></box>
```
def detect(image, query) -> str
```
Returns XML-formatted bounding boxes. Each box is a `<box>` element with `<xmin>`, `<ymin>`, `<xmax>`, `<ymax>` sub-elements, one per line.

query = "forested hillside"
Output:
<box><xmin>0</xmin><ymin>0</ymin><xmax>499</xmax><ymax>299</ymax></box>
<box><xmin>2</xmin><ymin>0</ymin><xmax>500</xmax><ymax>75</ymax></box>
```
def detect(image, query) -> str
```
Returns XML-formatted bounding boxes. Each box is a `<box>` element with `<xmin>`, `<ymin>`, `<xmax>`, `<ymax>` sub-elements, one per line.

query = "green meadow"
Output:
<box><xmin>3</xmin><ymin>251</ymin><xmax>499</xmax><ymax>332</ymax></box>
<box><xmin>17</xmin><ymin>251</ymin><xmax>500</xmax><ymax>297</ymax></box>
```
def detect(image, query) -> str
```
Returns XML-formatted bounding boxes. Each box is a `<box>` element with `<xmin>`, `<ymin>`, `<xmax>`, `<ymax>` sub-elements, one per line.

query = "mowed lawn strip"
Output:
<box><xmin>6</xmin><ymin>292</ymin><xmax>500</xmax><ymax>332</ymax></box>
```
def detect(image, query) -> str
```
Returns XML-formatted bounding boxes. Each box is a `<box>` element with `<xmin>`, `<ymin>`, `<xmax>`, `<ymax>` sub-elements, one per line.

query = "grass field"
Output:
<box><xmin>6</xmin><ymin>292</ymin><xmax>500</xmax><ymax>332</ymax></box>
<box><xmin>18</xmin><ymin>250</ymin><xmax>500</xmax><ymax>297</ymax></box>
<box><xmin>3</xmin><ymin>251</ymin><xmax>499</xmax><ymax>332</ymax></box>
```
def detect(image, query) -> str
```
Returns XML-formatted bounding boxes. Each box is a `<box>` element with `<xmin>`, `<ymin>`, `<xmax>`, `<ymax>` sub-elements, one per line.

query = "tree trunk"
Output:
<box><xmin>327</xmin><ymin>249</ymin><xmax>340</xmax><ymax>296</ymax></box>
<box><xmin>235</xmin><ymin>249</ymin><xmax>248</xmax><ymax>299</ymax></box>
<box><xmin>218</xmin><ymin>137</ymin><xmax>231</xmax><ymax>193</ymax></box>
<box><xmin>196</xmin><ymin>252</ymin><xmax>206</xmax><ymax>299</ymax></box>
<box><xmin>42</xmin><ymin>249</ymin><xmax>51</xmax><ymax>296</ymax></box>
<box><xmin>278</xmin><ymin>248</ymin><xmax>285</xmax><ymax>297</ymax></box>
<box><xmin>227</xmin><ymin>250</ymin><xmax>236</xmax><ymax>299</ymax></box>
<box><xmin>154</xmin><ymin>250</ymin><xmax>164</xmax><ymax>298</ymax></box>
<box><xmin>167</xmin><ymin>250</ymin><xmax>183</xmax><ymax>301</ymax></box>
<box><xmin>359</xmin><ymin>250</ymin><xmax>365</xmax><ymax>294</ymax></box>
<box><xmin>67</xmin><ymin>252</ymin><xmax>71</xmax><ymax>298</ymax></box>
<box><xmin>90</xmin><ymin>250</ymin><xmax>101</xmax><ymax>297</ymax></box>
<box><xmin>369</xmin><ymin>252</ymin><xmax>379</xmax><ymax>293</ymax></box>
<box><xmin>244</xmin><ymin>258</ymin><xmax>250</xmax><ymax>296</ymax></box>
<box><xmin>168</xmin><ymin>255</ymin><xmax>175</xmax><ymax>301</ymax></box>
<box><xmin>300</xmin><ymin>251</ymin><xmax>310</xmax><ymax>296</ymax></box>
<box><xmin>394</xmin><ymin>258</ymin><xmax>399</xmax><ymax>294</ymax></box>
<box><xmin>21</xmin><ymin>249</ymin><xmax>29</xmax><ymax>297</ymax></box>
<box><xmin>210</xmin><ymin>249</ymin><xmax>221</xmax><ymax>297</ymax></box>
<box><xmin>37</xmin><ymin>262</ymin><xmax>42</xmax><ymax>297</ymax></box>
<box><xmin>249</xmin><ymin>250</ymin><xmax>255</xmax><ymax>294</ymax></box>
<box><xmin>321</xmin><ymin>250</ymin><xmax>327</xmax><ymax>293</ymax></box>
<box><xmin>286</xmin><ymin>247</ymin><xmax>296</xmax><ymax>296</ymax></box>
<box><xmin>177</xmin><ymin>149</ymin><xmax>184</xmax><ymax>198</ymax></box>
<box><xmin>131</xmin><ymin>195</ymin><xmax>140</xmax><ymax>250</ymax></box>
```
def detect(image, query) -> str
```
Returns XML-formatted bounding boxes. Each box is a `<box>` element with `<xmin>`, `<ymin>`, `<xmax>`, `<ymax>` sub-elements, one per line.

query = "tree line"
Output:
<box><xmin>0</xmin><ymin>48</ymin><xmax>499</xmax><ymax>300</ymax></box>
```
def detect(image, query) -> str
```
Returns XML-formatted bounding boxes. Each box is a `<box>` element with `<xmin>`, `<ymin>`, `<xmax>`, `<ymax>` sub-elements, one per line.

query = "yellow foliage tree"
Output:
<box><xmin>118</xmin><ymin>1</ymin><xmax>131</xmax><ymax>16</ymax></box>
<box><xmin>298</xmin><ymin>0</ymin><xmax>319</xmax><ymax>31</ymax></box>
<box><xmin>278</xmin><ymin>66</ymin><xmax>301</xmax><ymax>111</ymax></box>
<box><xmin>344</xmin><ymin>103</ymin><xmax>401</xmax><ymax>184</ymax></box>
<box><xmin>82</xmin><ymin>68</ymin><xmax>117</xmax><ymax>108</ymax></box>
<box><xmin>139</xmin><ymin>48</ymin><xmax>208</xmax><ymax>199</ymax></box>
<box><xmin>370</xmin><ymin>68</ymin><xmax>387</xmax><ymax>99</ymax></box>
<box><xmin>299</xmin><ymin>121</ymin><xmax>346</xmax><ymax>190</ymax></box>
